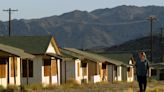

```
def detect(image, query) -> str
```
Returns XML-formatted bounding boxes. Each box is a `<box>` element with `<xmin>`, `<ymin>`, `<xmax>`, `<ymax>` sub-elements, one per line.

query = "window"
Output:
<box><xmin>102</xmin><ymin>63</ymin><xmax>106</xmax><ymax>69</ymax></box>
<box><xmin>11</xmin><ymin>57</ymin><xmax>17</xmax><ymax>77</ymax></box>
<box><xmin>44</xmin><ymin>59</ymin><xmax>51</xmax><ymax>76</ymax></box>
<box><xmin>151</xmin><ymin>69</ymin><xmax>157</xmax><ymax>76</ymax></box>
<box><xmin>0</xmin><ymin>58</ymin><xmax>7</xmax><ymax>78</ymax></box>
<box><xmin>128</xmin><ymin>67</ymin><xmax>132</xmax><ymax>77</ymax></box>
<box><xmin>81</xmin><ymin>63</ymin><xmax>87</xmax><ymax>76</ymax></box>
<box><xmin>22</xmin><ymin>60</ymin><xmax>33</xmax><ymax>77</ymax></box>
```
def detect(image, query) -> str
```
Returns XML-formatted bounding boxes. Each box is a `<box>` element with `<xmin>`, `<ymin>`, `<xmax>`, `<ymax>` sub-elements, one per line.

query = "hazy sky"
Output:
<box><xmin>0</xmin><ymin>0</ymin><xmax>164</xmax><ymax>21</ymax></box>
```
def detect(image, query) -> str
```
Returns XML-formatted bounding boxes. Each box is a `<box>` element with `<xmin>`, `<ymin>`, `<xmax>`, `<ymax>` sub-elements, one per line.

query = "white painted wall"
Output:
<box><xmin>57</xmin><ymin>59</ymin><xmax>60</xmax><ymax>85</ymax></box>
<box><xmin>46</xmin><ymin>42</ymin><xmax>56</xmax><ymax>54</ymax></box>
<box><xmin>91</xmin><ymin>75</ymin><xmax>101</xmax><ymax>83</ymax></box>
<box><xmin>75</xmin><ymin>59</ymin><xmax>82</xmax><ymax>84</ymax></box>
<box><xmin>21</xmin><ymin>56</ymin><xmax>42</xmax><ymax>85</ymax></box>
<box><xmin>117</xmin><ymin>66</ymin><xmax>122</xmax><ymax>81</ymax></box>
<box><xmin>127</xmin><ymin>60</ymin><xmax>134</xmax><ymax>82</ymax></box>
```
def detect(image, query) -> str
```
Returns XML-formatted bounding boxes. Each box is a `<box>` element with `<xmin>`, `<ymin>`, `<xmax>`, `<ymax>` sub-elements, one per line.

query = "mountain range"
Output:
<box><xmin>0</xmin><ymin>5</ymin><xmax>164</xmax><ymax>49</ymax></box>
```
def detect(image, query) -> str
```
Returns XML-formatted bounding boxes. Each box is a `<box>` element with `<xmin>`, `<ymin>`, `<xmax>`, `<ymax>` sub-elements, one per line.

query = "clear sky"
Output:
<box><xmin>0</xmin><ymin>0</ymin><xmax>164</xmax><ymax>21</ymax></box>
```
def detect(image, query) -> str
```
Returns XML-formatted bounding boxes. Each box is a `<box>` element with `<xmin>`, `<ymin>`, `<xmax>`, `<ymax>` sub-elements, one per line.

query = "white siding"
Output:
<box><xmin>46</xmin><ymin>42</ymin><xmax>56</xmax><ymax>54</ymax></box>
<box><xmin>117</xmin><ymin>66</ymin><xmax>122</xmax><ymax>81</ymax></box>
<box><xmin>21</xmin><ymin>56</ymin><xmax>42</xmax><ymax>85</ymax></box>
<box><xmin>127</xmin><ymin>60</ymin><xmax>134</xmax><ymax>82</ymax></box>
<box><xmin>75</xmin><ymin>59</ymin><xmax>82</xmax><ymax>84</ymax></box>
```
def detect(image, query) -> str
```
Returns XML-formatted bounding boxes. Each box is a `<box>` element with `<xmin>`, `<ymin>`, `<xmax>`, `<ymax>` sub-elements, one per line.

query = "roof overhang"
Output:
<box><xmin>0</xmin><ymin>44</ymin><xmax>35</xmax><ymax>59</ymax></box>
<box><xmin>46</xmin><ymin>53</ymin><xmax>63</xmax><ymax>59</ymax></box>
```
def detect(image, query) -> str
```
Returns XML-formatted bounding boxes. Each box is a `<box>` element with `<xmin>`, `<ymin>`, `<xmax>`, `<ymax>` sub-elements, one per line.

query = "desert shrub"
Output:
<box><xmin>6</xmin><ymin>85</ymin><xmax>19</xmax><ymax>92</ymax></box>
<box><xmin>23</xmin><ymin>83</ymin><xmax>43</xmax><ymax>91</ymax></box>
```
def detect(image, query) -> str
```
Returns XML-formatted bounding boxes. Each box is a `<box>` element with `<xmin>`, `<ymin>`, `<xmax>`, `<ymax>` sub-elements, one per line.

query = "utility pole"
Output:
<box><xmin>147</xmin><ymin>16</ymin><xmax>156</xmax><ymax>63</ymax></box>
<box><xmin>3</xmin><ymin>8</ymin><xmax>18</xmax><ymax>36</ymax></box>
<box><xmin>161</xmin><ymin>27</ymin><xmax>164</xmax><ymax>62</ymax></box>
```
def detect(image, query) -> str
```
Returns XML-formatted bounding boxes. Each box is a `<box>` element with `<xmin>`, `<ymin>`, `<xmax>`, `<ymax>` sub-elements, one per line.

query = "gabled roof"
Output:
<box><xmin>63</xmin><ymin>48</ymin><xmax>126</xmax><ymax>66</ymax></box>
<box><xmin>0</xmin><ymin>36</ymin><xmax>60</xmax><ymax>55</ymax></box>
<box><xmin>0</xmin><ymin>44</ymin><xmax>34</xmax><ymax>59</ymax></box>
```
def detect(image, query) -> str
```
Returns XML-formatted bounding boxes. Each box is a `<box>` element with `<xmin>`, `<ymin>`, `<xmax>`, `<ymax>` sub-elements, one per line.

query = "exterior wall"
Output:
<box><xmin>46</xmin><ymin>42</ymin><xmax>56</xmax><ymax>54</ymax></box>
<box><xmin>87</xmin><ymin>61</ymin><xmax>100</xmax><ymax>83</ymax></box>
<box><xmin>0</xmin><ymin>57</ymin><xmax>21</xmax><ymax>87</ymax></box>
<box><xmin>61</xmin><ymin>59</ymin><xmax>88</xmax><ymax>84</ymax></box>
<box><xmin>9</xmin><ymin>57</ymin><xmax>21</xmax><ymax>85</ymax></box>
<box><xmin>117</xmin><ymin>66</ymin><xmax>122</xmax><ymax>81</ymax></box>
<box><xmin>127</xmin><ymin>60</ymin><xmax>134</xmax><ymax>82</ymax></box>
<box><xmin>75</xmin><ymin>59</ymin><xmax>82</xmax><ymax>84</ymax></box>
<box><xmin>66</xmin><ymin>60</ymin><xmax>75</xmax><ymax>82</ymax></box>
<box><xmin>0</xmin><ymin>61</ymin><xmax>7</xmax><ymax>88</ymax></box>
<box><xmin>21</xmin><ymin>56</ymin><xmax>42</xmax><ymax>85</ymax></box>
<box><xmin>57</xmin><ymin>59</ymin><xmax>60</xmax><ymax>85</ymax></box>
<box><xmin>42</xmin><ymin>58</ymin><xmax>60</xmax><ymax>85</ymax></box>
<box><xmin>121</xmin><ymin>66</ymin><xmax>127</xmax><ymax>81</ymax></box>
<box><xmin>107</xmin><ymin>64</ymin><xmax>113</xmax><ymax>83</ymax></box>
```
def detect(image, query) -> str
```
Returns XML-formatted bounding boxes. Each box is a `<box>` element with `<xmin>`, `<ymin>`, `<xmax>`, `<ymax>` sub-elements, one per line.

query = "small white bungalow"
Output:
<box><xmin>0</xmin><ymin>36</ymin><xmax>62</xmax><ymax>86</ymax></box>
<box><xmin>98</xmin><ymin>53</ymin><xmax>135</xmax><ymax>82</ymax></box>
<box><xmin>150</xmin><ymin>63</ymin><xmax>164</xmax><ymax>80</ymax></box>
<box><xmin>0</xmin><ymin>44</ymin><xmax>34</xmax><ymax>87</ymax></box>
<box><xmin>61</xmin><ymin>48</ymin><xmax>123</xmax><ymax>84</ymax></box>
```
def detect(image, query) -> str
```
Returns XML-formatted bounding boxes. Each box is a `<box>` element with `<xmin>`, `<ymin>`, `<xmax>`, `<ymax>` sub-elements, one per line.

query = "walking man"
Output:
<box><xmin>135</xmin><ymin>52</ymin><xmax>149</xmax><ymax>92</ymax></box>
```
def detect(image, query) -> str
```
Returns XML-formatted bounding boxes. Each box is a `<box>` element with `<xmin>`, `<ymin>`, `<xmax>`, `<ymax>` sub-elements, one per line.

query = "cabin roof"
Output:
<box><xmin>0</xmin><ymin>36</ymin><xmax>57</xmax><ymax>54</ymax></box>
<box><xmin>98</xmin><ymin>53</ymin><xmax>133</xmax><ymax>65</ymax></box>
<box><xmin>0</xmin><ymin>44</ymin><xmax>34</xmax><ymax>59</ymax></box>
<box><xmin>63</xmin><ymin>48</ymin><xmax>126</xmax><ymax>66</ymax></box>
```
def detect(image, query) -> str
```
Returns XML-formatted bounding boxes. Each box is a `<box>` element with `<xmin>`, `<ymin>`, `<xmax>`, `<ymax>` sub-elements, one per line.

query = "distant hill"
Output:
<box><xmin>87</xmin><ymin>35</ymin><xmax>164</xmax><ymax>63</ymax></box>
<box><xmin>0</xmin><ymin>5</ymin><xmax>164</xmax><ymax>49</ymax></box>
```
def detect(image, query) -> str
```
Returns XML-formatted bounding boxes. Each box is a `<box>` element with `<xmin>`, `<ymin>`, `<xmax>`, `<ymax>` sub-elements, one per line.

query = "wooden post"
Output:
<box><xmin>49</xmin><ymin>60</ymin><xmax>52</xmax><ymax>85</ymax></box>
<box><xmin>13</xmin><ymin>57</ymin><xmax>16</xmax><ymax>85</ymax></box>
<box><xmin>26</xmin><ymin>59</ymin><xmax>29</xmax><ymax>85</ymax></box>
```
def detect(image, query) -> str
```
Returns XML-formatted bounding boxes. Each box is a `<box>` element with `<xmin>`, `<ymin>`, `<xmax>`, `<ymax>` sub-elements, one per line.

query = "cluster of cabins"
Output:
<box><xmin>0</xmin><ymin>36</ymin><xmax>162</xmax><ymax>87</ymax></box>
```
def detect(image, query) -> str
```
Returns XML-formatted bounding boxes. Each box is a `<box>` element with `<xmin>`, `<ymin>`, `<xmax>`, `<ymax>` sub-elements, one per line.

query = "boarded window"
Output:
<box><xmin>11</xmin><ymin>57</ymin><xmax>17</xmax><ymax>77</ymax></box>
<box><xmin>77</xmin><ymin>62</ymin><xmax>80</xmax><ymax>77</ymax></box>
<box><xmin>51</xmin><ymin>59</ymin><xmax>57</xmax><ymax>76</ymax></box>
<box><xmin>102</xmin><ymin>63</ymin><xmax>106</xmax><ymax>69</ymax></box>
<box><xmin>22</xmin><ymin>60</ymin><xmax>33</xmax><ymax>77</ymax></box>
<box><xmin>81</xmin><ymin>63</ymin><xmax>87</xmax><ymax>76</ymax></box>
<box><xmin>151</xmin><ymin>69</ymin><xmax>157</xmax><ymax>76</ymax></box>
<box><xmin>128</xmin><ymin>67</ymin><xmax>132</xmax><ymax>77</ymax></box>
<box><xmin>0</xmin><ymin>58</ymin><xmax>7</xmax><ymax>78</ymax></box>
<box><xmin>44</xmin><ymin>59</ymin><xmax>51</xmax><ymax>76</ymax></box>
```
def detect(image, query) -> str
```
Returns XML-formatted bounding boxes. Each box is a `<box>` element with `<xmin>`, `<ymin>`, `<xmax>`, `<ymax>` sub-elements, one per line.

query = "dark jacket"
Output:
<box><xmin>135</xmin><ymin>59</ymin><xmax>149</xmax><ymax>76</ymax></box>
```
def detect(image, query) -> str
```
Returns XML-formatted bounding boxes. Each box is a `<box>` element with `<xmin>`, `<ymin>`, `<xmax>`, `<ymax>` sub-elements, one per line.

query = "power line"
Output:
<box><xmin>3</xmin><ymin>8</ymin><xmax>18</xmax><ymax>36</ymax></box>
<box><xmin>63</xmin><ymin>20</ymin><xmax>147</xmax><ymax>26</ymax></box>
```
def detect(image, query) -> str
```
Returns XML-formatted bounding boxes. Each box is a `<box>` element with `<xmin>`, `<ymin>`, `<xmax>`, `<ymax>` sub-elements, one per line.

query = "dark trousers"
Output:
<box><xmin>137</xmin><ymin>76</ymin><xmax>147</xmax><ymax>92</ymax></box>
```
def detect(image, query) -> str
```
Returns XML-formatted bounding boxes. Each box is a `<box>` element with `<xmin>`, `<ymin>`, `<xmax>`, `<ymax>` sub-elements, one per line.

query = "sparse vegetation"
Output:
<box><xmin>2</xmin><ymin>81</ymin><xmax>164</xmax><ymax>92</ymax></box>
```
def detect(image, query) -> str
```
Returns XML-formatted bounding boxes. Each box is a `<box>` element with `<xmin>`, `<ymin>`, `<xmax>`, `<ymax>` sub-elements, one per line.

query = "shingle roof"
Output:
<box><xmin>63</xmin><ymin>48</ymin><xmax>126</xmax><ymax>66</ymax></box>
<box><xmin>0</xmin><ymin>36</ymin><xmax>52</xmax><ymax>54</ymax></box>
<box><xmin>98</xmin><ymin>53</ymin><xmax>133</xmax><ymax>65</ymax></box>
<box><xmin>0</xmin><ymin>44</ymin><xmax>34</xmax><ymax>59</ymax></box>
